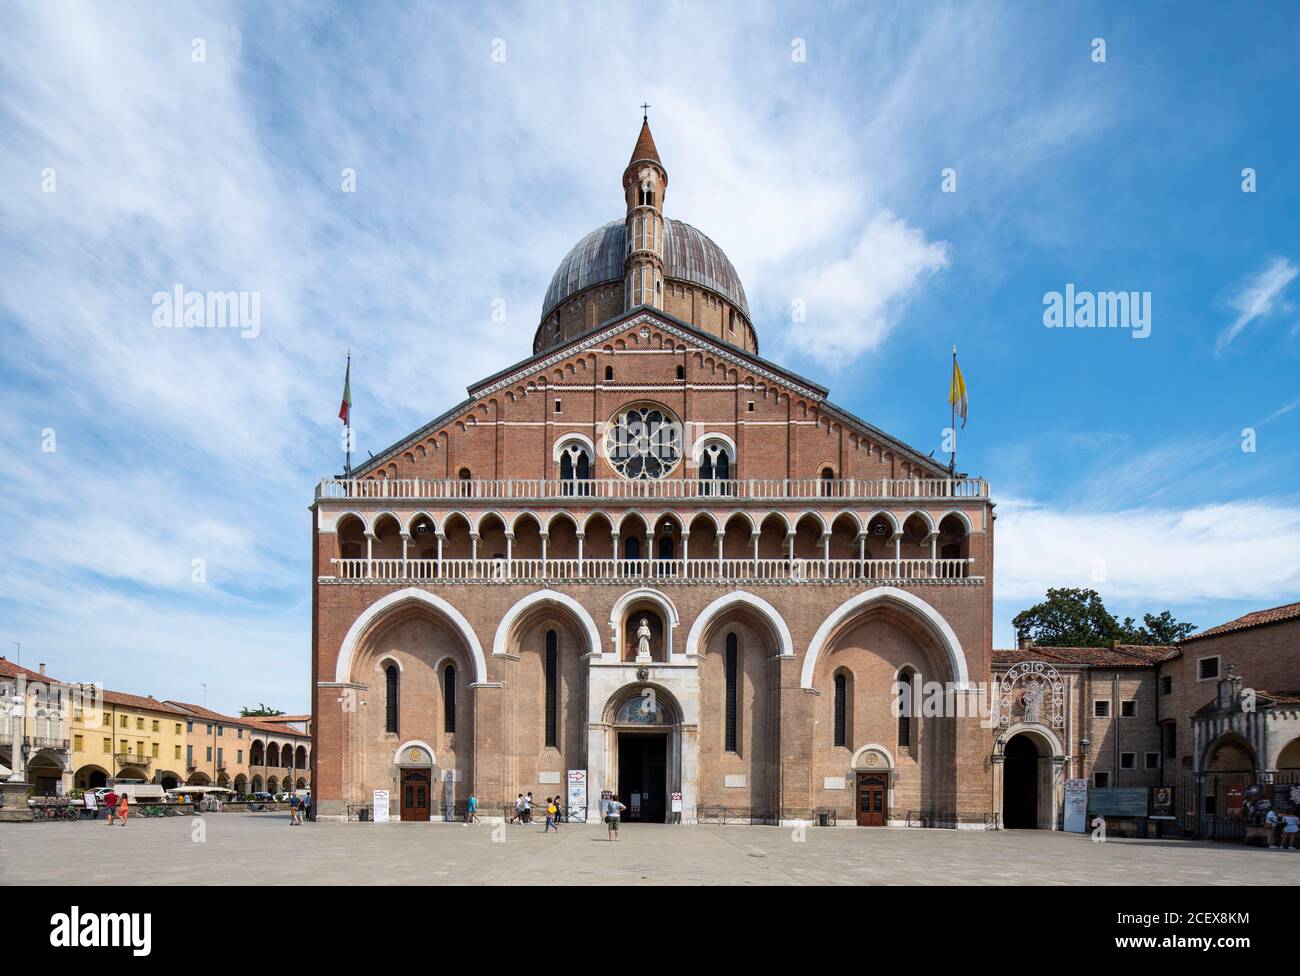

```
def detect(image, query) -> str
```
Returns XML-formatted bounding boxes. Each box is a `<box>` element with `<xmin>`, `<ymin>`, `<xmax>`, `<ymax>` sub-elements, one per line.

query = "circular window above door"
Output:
<box><xmin>604</xmin><ymin>405</ymin><xmax>682</xmax><ymax>480</ymax></box>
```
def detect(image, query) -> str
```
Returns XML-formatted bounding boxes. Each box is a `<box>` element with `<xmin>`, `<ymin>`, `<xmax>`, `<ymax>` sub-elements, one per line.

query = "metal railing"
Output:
<box><xmin>317</xmin><ymin>476</ymin><xmax>988</xmax><ymax>503</ymax></box>
<box><xmin>326</xmin><ymin>556</ymin><xmax>979</xmax><ymax>584</ymax></box>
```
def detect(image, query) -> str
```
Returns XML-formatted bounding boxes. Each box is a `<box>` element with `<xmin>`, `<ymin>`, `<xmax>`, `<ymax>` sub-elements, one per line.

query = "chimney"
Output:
<box><xmin>39</xmin><ymin>663</ymin><xmax>46</xmax><ymax>675</ymax></box>
<box><xmin>1016</xmin><ymin>631</ymin><xmax>1035</xmax><ymax>650</ymax></box>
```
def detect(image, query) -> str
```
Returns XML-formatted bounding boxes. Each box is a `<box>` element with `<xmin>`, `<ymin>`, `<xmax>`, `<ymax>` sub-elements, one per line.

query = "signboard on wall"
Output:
<box><xmin>1063</xmin><ymin>779</ymin><xmax>1088</xmax><ymax>833</ymax></box>
<box><xmin>1087</xmin><ymin>787</ymin><xmax>1148</xmax><ymax>818</ymax></box>
<box><xmin>671</xmin><ymin>791</ymin><xmax>683</xmax><ymax>813</ymax></box>
<box><xmin>373</xmin><ymin>789</ymin><xmax>390</xmax><ymax>823</ymax></box>
<box><xmin>1150</xmin><ymin>786</ymin><xmax>1175</xmax><ymax>819</ymax></box>
<box><xmin>567</xmin><ymin>770</ymin><xmax>588</xmax><ymax>822</ymax></box>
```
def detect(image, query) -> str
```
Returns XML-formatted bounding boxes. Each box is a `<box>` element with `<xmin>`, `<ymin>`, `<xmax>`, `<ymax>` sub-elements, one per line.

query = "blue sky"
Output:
<box><xmin>2</xmin><ymin>1</ymin><xmax>1297</xmax><ymax>713</ymax></box>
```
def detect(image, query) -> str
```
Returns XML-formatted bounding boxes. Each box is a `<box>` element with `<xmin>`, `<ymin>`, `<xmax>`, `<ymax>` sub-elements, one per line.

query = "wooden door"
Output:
<box><xmin>400</xmin><ymin>769</ymin><xmax>430</xmax><ymax>821</ymax></box>
<box><xmin>856</xmin><ymin>773</ymin><xmax>887</xmax><ymax>826</ymax></box>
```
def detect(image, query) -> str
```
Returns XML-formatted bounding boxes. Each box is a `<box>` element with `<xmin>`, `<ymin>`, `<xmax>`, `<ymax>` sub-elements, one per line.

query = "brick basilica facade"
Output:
<box><xmin>310</xmin><ymin>118</ymin><xmax>995</xmax><ymax>826</ymax></box>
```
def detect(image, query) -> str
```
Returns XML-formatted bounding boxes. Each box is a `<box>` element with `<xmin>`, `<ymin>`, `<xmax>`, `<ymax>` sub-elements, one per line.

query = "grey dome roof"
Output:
<box><xmin>540</xmin><ymin>219</ymin><xmax>750</xmax><ymax>323</ymax></box>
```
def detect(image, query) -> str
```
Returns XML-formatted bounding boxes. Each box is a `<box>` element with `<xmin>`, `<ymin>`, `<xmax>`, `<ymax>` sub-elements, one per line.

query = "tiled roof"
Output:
<box><xmin>0</xmin><ymin>657</ymin><xmax>54</xmax><ymax>682</ymax></box>
<box><xmin>993</xmin><ymin>644</ymin><xmax>1179</xmax><ymax>668</ymax></box>
<box><xmin>165</xmin><ymin>702</ymin><xmax>309</xmax><ymax>739</ymax></box>
<box><xmin>1195</xmin><ymin>689</ymin><xmax>1300</xmax><ymax>716</ymax></box>
<box><xmin>100</xmin><ymin>690</ymin><xmax>190</xmax><ymax>714</ymax></box>
<box><xmin>1181</xmin><ymin>601</ymin><xmax>1300</xmax><ymax>643</ymax></box>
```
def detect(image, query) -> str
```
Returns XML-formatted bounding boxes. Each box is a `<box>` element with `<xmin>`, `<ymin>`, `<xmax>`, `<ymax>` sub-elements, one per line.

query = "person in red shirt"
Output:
<box><xmin>104</xmin><ymin>789</ymin><xmax>118</xmax><ymax>826</ymax></box>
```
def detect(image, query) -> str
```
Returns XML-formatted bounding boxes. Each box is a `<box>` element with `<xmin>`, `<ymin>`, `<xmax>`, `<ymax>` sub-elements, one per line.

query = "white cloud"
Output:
<box><xmin>780</xmin><ymin>212</ymin><xmax>949</xmax><ymax>366</ymax></box>
<box><xmin>1216</xmin><ymin>256</ymin><xmax>1297</xmax><ymax>353</ymax></box>
<box><xmin>995</xmin><ymin>496</ymin><xmax>1300</xmax><ymax>605</ymax></box>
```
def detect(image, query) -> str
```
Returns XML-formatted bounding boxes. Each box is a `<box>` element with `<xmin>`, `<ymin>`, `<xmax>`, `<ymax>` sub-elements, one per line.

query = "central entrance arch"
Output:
<box><xmin>996</xmin><ymin>727</ymin><xmax>1063</xmax><ymax>829</ymax></box>
<box><xmin>603</xmin><ymin>685</ymin><xmax>683</xmax><ymax>824</ymax></box>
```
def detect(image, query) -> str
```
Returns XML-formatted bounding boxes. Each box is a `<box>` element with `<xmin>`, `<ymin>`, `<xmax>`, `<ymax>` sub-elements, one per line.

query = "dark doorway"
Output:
<box><xmin>400</xmin><ymin>769</ymin><xmax>430</xmax><ymax>822</ymax></box>
<box><xmin>618</xmin><ymin>732</ymin><xmax>667</xmax><ymax>822</ymax></box>
<box><xmin>1002</xmin><ymin>734</ymin><xmax>1040</xmax><ymax>828</ymax></box>
<box><xmin>856</xmin><ymin>772</ymin><xmax>887</xmax><ymax>826</ymax></box>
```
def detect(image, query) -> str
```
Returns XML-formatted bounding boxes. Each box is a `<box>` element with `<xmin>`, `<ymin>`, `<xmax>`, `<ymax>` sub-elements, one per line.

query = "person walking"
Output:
<box><xmin>104</xmin><ymin>788</ymin><xmax>118</xmax><ymax>826</ymax></box>
<box><xmin>512</xmin><ymin>793</ymin><xmax>524</xmax><ymax>824</ymax></box>
<box><xmin>1283</xmin><ymin>811</ymin><xmax>1299</xmax><ymax>850</ymax></box>
<box><xmin>523</xmin><ymin>792</ymin><xmax>533</xmax><ymax>824</ymax></box>
<box><xmin>605</xmin><ymin>796</ymin><xmax>626</xmax><ymax>841</ymax></box>
<box><xmin>544</xmin><ymin>796</ymin><xmax>559</xmax><ymax>833</ymax></box>
<box><xmin>289</xmin><ymin>792</ymin><xmax>301</xmax><ymax>825</ymax></box>
<box><xmin>465</xmin><ymin>793</ymin><xmax>479</xmax><ymax>824</ymax></box>
<box><xmin>302</xmin><ymin>792</ymin><xmax>312</xmax><ymax>823</ymax></box>
<box><xmin>116</xmin><ymin>791</ymin><xmax>129</xmax><ymax>827</ymax></box>
<box><xmin>1266</xmin><ymin>807</ymin><xmax>1280</xmax><ymax>848</ymax></box>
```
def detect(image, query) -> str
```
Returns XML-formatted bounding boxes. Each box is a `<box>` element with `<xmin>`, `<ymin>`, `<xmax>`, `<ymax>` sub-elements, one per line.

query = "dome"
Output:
<box><xmin>540</xmin><ymin>218</ymin><xmax>750</xmax><ymax>324</ymax></box>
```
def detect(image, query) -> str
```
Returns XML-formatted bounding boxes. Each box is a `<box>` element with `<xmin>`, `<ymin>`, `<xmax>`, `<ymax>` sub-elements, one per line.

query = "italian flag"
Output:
<box><xmin>338</xmin><ymin>355</ymin><xmax>352</xmax><ymax>425</ymax></box>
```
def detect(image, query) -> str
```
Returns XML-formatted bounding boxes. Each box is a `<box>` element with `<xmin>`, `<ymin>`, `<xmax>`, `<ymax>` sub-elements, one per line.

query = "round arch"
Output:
<box><xmin>492</xmin><ymin>590</ymin><xmax>603</xmax><ymax>658</ymax></box>
<box><xmin>609</xmin><ymin>588</ymin><xmax>680</xmax><ymax>660</ymax></box>
<box><xmin>392</xmin><ymin>739</ymin><xmax>437</xmax><ymax>767</ymax></box>
<box><xmin>684</xmin><ymin>590</ymin><xmax>795</xmax><ymax>659</ymax></box>
<box><xmin>334</xmin><ymin>587</ymin><xmax>487</xmax><ymax>684</ymax></box>
<box><xmin>690</xmin><ymin>431</ymin><xmax>737</xmax><ymax>465</ymax></box>
<box><xmin>1198</xmin><ymin>730</ymin><xmax>1259</xmax><ymax>774</ymax></box>
<box><xmin>849</xmin><ymin>743</ymin><xmax>896</xmax><ymax>770</ymax></box>
<box><xmin>801</xmin><ymin>586</ymin><xmax>971</xmax><ymax>690</ymax></box>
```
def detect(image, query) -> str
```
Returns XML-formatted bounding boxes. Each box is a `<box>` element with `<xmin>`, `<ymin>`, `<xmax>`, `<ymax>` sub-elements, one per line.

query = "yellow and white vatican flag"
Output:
<box><xmin>949</xmin><ymin>346</ymin><xmax>968</xmax><ymax>429</ymax></box>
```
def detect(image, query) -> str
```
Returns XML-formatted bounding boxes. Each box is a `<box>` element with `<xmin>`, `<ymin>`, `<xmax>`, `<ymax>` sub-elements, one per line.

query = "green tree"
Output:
<box><xmin>1012</xmin><ymin>588</ymin><xmax>1195</xmax><ymax>647</ymax></box>
<box><xmin>240</xmin><ymin>702</ymin><xmax>286</xmax><ymax>717</ymax></box>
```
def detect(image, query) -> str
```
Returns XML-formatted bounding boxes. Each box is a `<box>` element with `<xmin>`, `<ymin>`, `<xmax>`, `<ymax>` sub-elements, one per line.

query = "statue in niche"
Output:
<box><xmin>635</xmin><ymin>617</ymin><xmax>652</xmax><ymax>662</ymax></box>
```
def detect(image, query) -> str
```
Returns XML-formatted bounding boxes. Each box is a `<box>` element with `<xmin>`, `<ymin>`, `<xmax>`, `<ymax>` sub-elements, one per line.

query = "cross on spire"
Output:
<box><xmin>640</xmin><ymin>102</ymin><xmax>651</xmax><ymax>122</ymax></box>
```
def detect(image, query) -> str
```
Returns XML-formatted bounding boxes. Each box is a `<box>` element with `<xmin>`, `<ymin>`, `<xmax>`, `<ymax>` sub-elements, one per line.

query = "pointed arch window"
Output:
<box><xmin>820</xmin><ymin>466</ymin><xmax>836</xmax><ymax>497</ymax></box>
<box><xmin>624</xmin><ymin>536</ymin><xmax>641</xmax><ymax>561</ymax></box>
<box><xmin>833</xmin><ymin>671</ymin><xmax>848</xmax><ymax>747</ymax></box>
<box><xmin>657</xmin><ymin>536</ymin><xmax>675</xmax><ymax>560</ymax></box>
<box><xmin>384</xmin><ymin>664</ymin><xmax>399</xmax><ymax>734</ymax></box>
<box><xmin>698</xmin><ymin>440</ymin><xmax>733</xmax><ymax>497</ymax></box>
<box><xmin>558</xmin><ymin>441</ymin><xmax>592</xmax><ymax>496</ymax></box>
<box><xmin>897</xmin><ymin>669</ymin><xmax>913</xmax><ymax>751</ymax></box>
<box><xmin>725</xmin><ymin>633</ymin><xmax>739</xmax><ymax>753</ymax></box>
<box><xmin>545</xmin><ymin>630</ymin><xmax>559</xmax><ymax>748</ymax></box>
<box><xmin>443</xmin><ymin>664</ymin><xmax>456</xmax><ymax>734</ymax></box>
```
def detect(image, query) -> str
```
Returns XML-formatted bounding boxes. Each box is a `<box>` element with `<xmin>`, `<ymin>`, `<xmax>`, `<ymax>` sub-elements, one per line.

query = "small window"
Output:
<box><xmin>605</xmin><ymin>365</ymin><xmax>613</xmax><ymax>381</ymax></box>
<box><xmin>1094</xmin><ymin>771</ymin><xmax>1110</xmax><ymax>788</ymax></box>
<box><xmin>1198</xmin><ymin>656</ymin><xmax>1220</xmax><ymax>681</ymax></box>
<box><xmin>1160</xmin><ymin>675</ymin><xmax>1172</xmax><ymax>695</ymax></box>
<box><xmin>1162</xmin><ymin>723</ymin><xmax>1177</xmax><ymax>759</ymax></box>
<box><xmin>1120</xmin><ymin>752</ymin><xmax>1136</xmax><ymax>770</ymax></box>
<box><xmin>747</xmin><ymin>401</ymin><xmax>755</xmax><ymax>412</ymax></box>
<box><xmin>676</xmin><ymin>365</ymin><xmax>684</xmax><ymax>380</ymax></box>
<box><xmin>1144</xmin><ymin>752</ymin><xmax>1161</xmax><ymax>770</ymax></box>
<box><xmin>102</xmin><ymin>737</ymin><xmax>111</xmax><ymax>753</ymax></box>
<box><xmin>1093</xmin><ymin>700</ymin><xmax>1110</xmax><ymax>718</ymax></box>
<box><xmin>1121</xmin><ymin>700</ymin><xmax>1136</xmax><ymax>717</ymax></box>
<box><xmin>897</xmin><ymin>670</ymin><xmax>913</xmax><ymax>750</ymax></box>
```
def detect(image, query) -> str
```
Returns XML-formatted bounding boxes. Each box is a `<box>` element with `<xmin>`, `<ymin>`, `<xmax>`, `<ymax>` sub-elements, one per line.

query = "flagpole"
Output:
<box><xmin>344</xmin><ymin>350</ymin><xmax>352</xmax><ymax>478</ymax></box>
<box><xmin>949</xmin><ymin>345</ymin><xmax>956</xmax><ymax>477</ymax></box>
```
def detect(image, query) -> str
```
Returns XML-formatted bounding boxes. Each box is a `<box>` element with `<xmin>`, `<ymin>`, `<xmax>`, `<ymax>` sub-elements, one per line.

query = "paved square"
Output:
<box><xmin>3</xmin><ymin>814</ymin><xmax>1296</xmax><ymax>885</ymax></box>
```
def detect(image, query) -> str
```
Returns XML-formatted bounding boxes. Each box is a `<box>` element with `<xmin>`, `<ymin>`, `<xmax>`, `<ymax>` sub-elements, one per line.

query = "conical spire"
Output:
<box><xmin>629</xmin><ymin>118</ymin><xmax>662</xmax><ymax>167</ymax></box>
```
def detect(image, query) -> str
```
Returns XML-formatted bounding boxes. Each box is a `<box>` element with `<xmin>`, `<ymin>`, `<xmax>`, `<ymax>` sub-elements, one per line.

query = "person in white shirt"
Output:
<box><xmin>1265</xmin><ymin>808</ymin><xmax>1280</xmax><ymax>848</ymax></box>
<box><xmin>1282</xmin><ymin>813</ymin><xmax>1299</xmax><ymax>850</ymax></box>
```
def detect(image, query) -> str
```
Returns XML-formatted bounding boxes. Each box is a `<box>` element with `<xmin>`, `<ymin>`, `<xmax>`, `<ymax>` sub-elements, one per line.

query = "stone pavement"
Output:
<box><xmin>3</xmin><ymin>813</ymin><xmax>1296</xmax><ymax>885</ymax></box>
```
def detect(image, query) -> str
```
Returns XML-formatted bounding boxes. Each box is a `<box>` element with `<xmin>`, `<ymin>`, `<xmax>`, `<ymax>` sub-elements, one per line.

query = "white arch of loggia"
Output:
<box><xmin>492</xmin><ymin>590</ymin><xmax>604</xmax><ymax>659</ymax></box>
<box><xmin>684</xmin><ymin>590</ymin><xmax>795</xmax><ymax>660</ymax></box>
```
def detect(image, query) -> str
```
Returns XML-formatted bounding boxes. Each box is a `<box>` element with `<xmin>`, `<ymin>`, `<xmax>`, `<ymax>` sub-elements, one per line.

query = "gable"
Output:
<box><xmin>349</xmin><ymin>308</ymin><xmax>950</xmax><ymax>481</ymax></box>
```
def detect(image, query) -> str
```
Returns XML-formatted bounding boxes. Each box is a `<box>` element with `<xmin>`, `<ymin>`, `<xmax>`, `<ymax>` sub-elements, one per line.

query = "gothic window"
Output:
<box><xmin>833</xmin><ymin>671</ymin><xmax>848</xmax><ymax>747</ymax></box>
<box><xmin>558</xmin><ymin>441</ymin><xmax>592</xmax><ymax>496</ymax></box>
<box><xmin>605</xmin><ymin>365</ymin><xmax>613</xmax><ymax>381</ymax></box>
<box><xmin>725</xmin><ymin>633</ymin><xmax>739</xmax><ymax>753</ymax></box>
<box><xmin>545</xmin><ymin>630</ymin><xmax>559</xmax><ymax>748</ymax></box>
<box><xmin>698</xmin><ymin>439</ymin><xmax>733</xmax><ymax>496</ymax></box>
<box><xmin>604</xmin><ymin>405</ymin><xmax>682</xmax><ymax>480</ymax></box>
<box><xmin>443</xmin><ymin>665</ymin><xmax>456</xmax><ymax>734</ymax></box>
<box><xmin>639</xmin><ymin>181</ymin><xmax>653</xmax><ymax>207</ymax></box>
<box><xmin>657</xmin><ymin>536</ymin><xmax>674</xmax><ymax>560</ymax></box>
<box><xmin>384</xmin><ymin>664</ymin><xmax>399</xmax><ymax>734</ymax></box>
<box><xmin>820</xmin><ymin>466</ymin><xmax>835</xmax><ymax>497</ymax></box>
<box><xmin>897</xmin><ymin>669</ymin><xmax>913</xmax><ymax>750</ymax></box>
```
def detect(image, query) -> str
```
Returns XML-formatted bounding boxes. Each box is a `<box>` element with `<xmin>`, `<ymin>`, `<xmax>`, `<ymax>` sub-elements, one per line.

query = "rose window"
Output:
<box><xmin>604</xmin><ymin>405</ymin><xmax>682</xmax><ymax>480</ymax></box>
